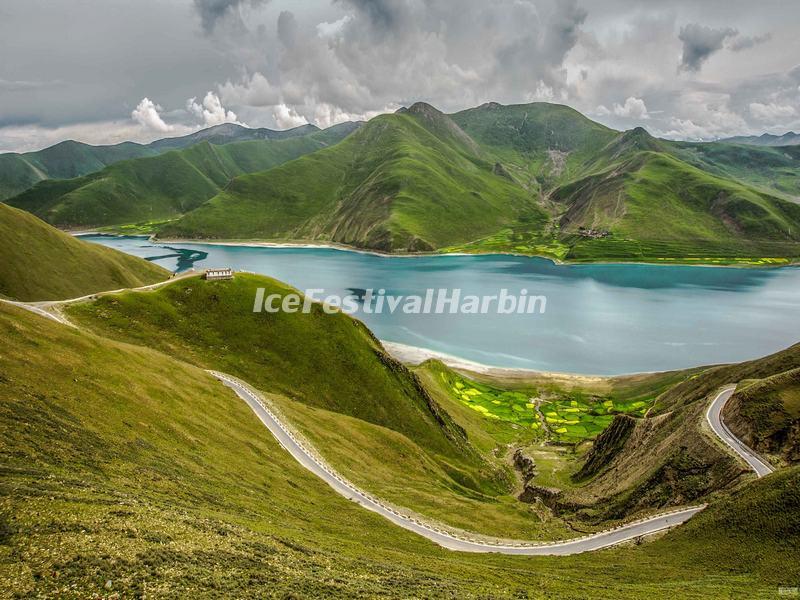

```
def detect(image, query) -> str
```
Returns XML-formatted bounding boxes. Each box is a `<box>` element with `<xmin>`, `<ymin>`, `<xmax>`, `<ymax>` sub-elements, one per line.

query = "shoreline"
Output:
<box><xmin>380</xmin><ymin>340</ymin><xmax>646</xmax><ymax>383</ymax></box>
<box><xmin>75</xmin><ymin>231</ymin><xmax>800</xmax><ymax>270</ymax></box>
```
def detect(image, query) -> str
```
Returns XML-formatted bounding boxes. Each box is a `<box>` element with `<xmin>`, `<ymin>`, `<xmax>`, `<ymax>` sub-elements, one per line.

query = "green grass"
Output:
<box><xmin>160</xmin><ymin>103</ymin><xmax>547</xmax><ymax>251</ymax></box>
<box><xmin>425</xmin><ymin>361</ymin><xmax>656</xmax><ymax>443</ymax></box>
<box><xmin>439</xmin><ymin>368</ymin><xmax>542</xmax><ymax>429</ymax></box>
<box><xmin>6</xmin><ymin>131</ymin><xmax>350</xmax><ymax>229</ymax></box>
<box><xmin>65</xmin><ymin>275</ymin><xmax>599</xmax><ymax>539</ymax></box>
<box><xmin>2</xmin><ymin>302</ymin><xmax>798</xmax><ymax>598</ymax></box>
<box><xmin>0</xmin><ymin>203</ymin><xmax>168</xmax><ymax>301</ymax></box>
<box><xmin>66</xmin><ymin>274</ymin><xmax>470</xmax><ymax>462</ymax></box>
<box><xmin>723</xmin><ymin>367</ymin><xmax>800</xmax><ymax>467</ymax></box>
<box><xmin>0</xmin><ymin>140</ymin><xmax>156</xmax><ymax>201</ymax></box>
<box><xmin>7</xmin><ymin>101</ymin><xmax>800</xmax><ymax>265</ymax></box>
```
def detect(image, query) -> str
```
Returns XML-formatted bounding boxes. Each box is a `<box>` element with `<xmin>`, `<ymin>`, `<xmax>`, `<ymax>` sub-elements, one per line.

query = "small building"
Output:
<box><xmin>204</xmin><ymin>268</ymin><xmax>234</xmax><ymax>281</ymax></box>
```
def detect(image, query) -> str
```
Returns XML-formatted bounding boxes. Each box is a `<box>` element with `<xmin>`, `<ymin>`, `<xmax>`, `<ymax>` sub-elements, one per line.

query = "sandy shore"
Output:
<box><xmin>381</xmin><ymin>340</ymin><xmax>611</xmax><ymax>387</ymax></box>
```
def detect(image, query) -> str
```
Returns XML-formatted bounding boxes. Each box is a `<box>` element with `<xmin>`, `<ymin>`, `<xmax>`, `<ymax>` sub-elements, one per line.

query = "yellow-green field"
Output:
<box><xmin>439</xmin><ymin>369</ymin><xmax>653</xmax><ymax>443</ymax></box>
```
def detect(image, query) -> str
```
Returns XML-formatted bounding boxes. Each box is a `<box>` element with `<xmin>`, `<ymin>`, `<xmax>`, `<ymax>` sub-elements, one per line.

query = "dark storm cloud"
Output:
<box><xmin>336</xmin><ymin>0</ymin><xmax>397</xmax><ymax>30</ymax></box>
<box><xmin>193</xmin><ymin>0</ymin><xmax>270</xmax><ymax>33</ymax></box>
<box><xmin>678</xmin><ymin>23</ymin><xmax>738</xmax><ymax>72</ymax></box>
<box><xmin>2</xmin><ymin>0</ymin><xmax>800</xmax><ymax>150</ymax></box>
<box><xmin>729</xmin><ymin>32</ymin><xmax>772</xmax><ymax>52</ymax></box>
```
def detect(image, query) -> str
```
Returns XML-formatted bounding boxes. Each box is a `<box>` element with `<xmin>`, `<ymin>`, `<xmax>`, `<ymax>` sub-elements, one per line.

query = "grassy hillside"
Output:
<box><xmin>6</xmin><ymin>129</ymin><xmax>354</xmax><ymax>230</ymax></box>
<box><xmin>66</xmin><ymin>275</ymin><xmax>700</xmax><ymax>539</ymax></box>
<box><xmin>0</xmin><ymin>203</ymin><xmax>167</xmax><ymax>301</ymax></box>
<box><xmin>723</xmin><ymin>367</ymin><xmax>800</xmax><ymax>467</ymax></box>
<box><xmin>146</xmin><ymin>121</ymin><xmax>322</xmax><ymax>151</ymax></box>
<box><xmin>160</xmin><ymin>103</ymin><xmax>547</xmax><ymax>251</ymax></box>
<box><xmin>451</xmin><ymin>101</ymin><xmax>617</xmax><ymax>191</ymax></box>
<box><xmin>0</xmin><ymin>140</ymin><xmax>156</xmax><ymax>201</ymax></box>
<box><xmin>672</xmin><ymin>141</ymin><xmax>800</xmax><ymax>200</ymax></box>
<box><xmin>8</xmin><ymin>101</ymin><xmax>799</xmax><ymax>263</ymax></box>
<box><xmin>554</xmin><ymin>343</ymin><xmax>800</xmax><ymax>521</ymax></box>
<box><xmin>554</xmin><ymin>146</ymin><xmax>800</xmax><ymax>262</ymax></box>
<box><xmin>66</xmin><ymin>274</ymin><xmax>473</xmax><ymax>461</ymax></box>
<box><xmin>2</xmin><ymin>303</ymin><xmax>797</xmax><ymax>597</ymax></box>
<box><xmin>0</xmin><ymin>123</ymin><xmax>346</xmax><ymax>201</ymax></box>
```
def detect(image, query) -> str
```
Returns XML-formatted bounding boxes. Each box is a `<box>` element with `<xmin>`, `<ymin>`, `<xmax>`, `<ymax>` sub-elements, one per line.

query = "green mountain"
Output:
<box><xmin>66</xmin><ymin>273</ymin><xmax>472</xmax><ymax>461</ymax></box>
<box><xmin>0</xmin><ymin>122</ymin><xmax>354</xmax><ymax>201</ymax></box>
<box><xmin>5</xmin><ymin>126</ymin><xmax>355</xmax><ymax>230</ymax></box>
<box><xmin>551</xmin><ymin>128</ymin><xmax>800</xmax><ymax>262</ymax></box>
<box><xmin>7</xmin><ymin>101</ymin><xmax>800</xmax><ymax>263</ymax></box>
<box><xmin>145</xmin><ymin>121</ymin><xmax>326</xmax><ymax>151</ymax></box>
<box><xmin>160</xmin><ymin>102</ymin><xmax>547</xmax><ymax>250</ymax></box>
<box><xmin>155</xmin><ymin>101</ymin><xmax>800</xmax><ymax>263</ymax></box>
<box><xmin>558</xmin><ymin>341</ymin><xmax>800</xmax><ymax>522</ymax></box>
<box><xmin>0</xmin><ymin>140</ymin><xmax>155</xmax><ymax>200</ymax></box>
<box><xmin>0</xmin><ymin>203</ymin><xmax>167</xmax><ymax>301</ymax></box>
<box><xmin>3</xmin><ymin>287</ymin><xmax>799</xmax><ymax>597</ymax></box>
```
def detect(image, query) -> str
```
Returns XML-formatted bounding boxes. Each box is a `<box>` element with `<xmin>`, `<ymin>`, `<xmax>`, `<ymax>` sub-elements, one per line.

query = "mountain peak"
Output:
<box><xmin>405</xmin><ymin>101</ymin><xmax>444</xmax><ymax>118</ymax></box>
<box><xmin>601</xmin><ymin>126</ymin><xmax>662</xmax><ymax>160</ymax></box>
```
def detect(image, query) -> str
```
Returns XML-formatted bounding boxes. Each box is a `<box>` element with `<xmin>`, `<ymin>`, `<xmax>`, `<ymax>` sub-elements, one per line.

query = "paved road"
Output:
<box><xmin>0</xmin><ymin>299</ymin><xmax>74</xmax><ymax>326</ymax></box>
<box><xmin>0</xmin><ymin>270</ymin><xmax>198</xmax><ymax>327</ymax></box>
<box><xmin>706</xmin><ymin>386</ymin><xmax>774</xmax><ymax>478</ymax></box>
<box><xmin>211</xmin><ymin>370</ymin><xmax>705</xmax><ymax>555</ymax></box>
<box><xmin>4</xmin><ymin>276</ymin><xmax>769</xmax><ymax>553</ymax></box>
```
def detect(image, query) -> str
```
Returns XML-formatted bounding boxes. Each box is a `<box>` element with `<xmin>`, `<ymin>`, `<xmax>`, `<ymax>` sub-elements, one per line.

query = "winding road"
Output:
<box><xmin>705</xmin><ymin>386</ymin><xmax>774</xmax><ymax>478</ymax></box>
<box><xmin>212</xmin><ymin>370</ymin><xmax>706</xmax><ymax>555</ymax></box>
<box><xmin>3</xmin><ymin>278</ymin><xmax>774</xmax><ymax>554</ymax></box>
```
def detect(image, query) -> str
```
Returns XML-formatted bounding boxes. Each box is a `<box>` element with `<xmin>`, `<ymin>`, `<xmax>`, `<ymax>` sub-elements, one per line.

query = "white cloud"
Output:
<box><xmin>131</xmin><ymin>98</ymin><xmax>174</xmax><ymax>132</ymax></box>
<box><xmin>271</xmin><ymin>103</ymin><xmax>309</xmax><ymax>129</ymax></box>
<box><xmin>749</xmin><ymin>101</ymin><xmax>797</xmax><ymax>121</ymax></box>
<box><xmin>219</xmin><ymin>72</ymin><xmax>280</xmax><ymax>107</ymax></box>
<box><xmin>612</xmin><ymin>97</ymin><xmax>649</xmax><ymax>119</ymax></box>
<box><xmin>0</xmin><ymin>120</ymin><xmax>195</xmax><ymax>153</ymax></box>
<box><xmin>316</xmin><ymin>15</ymin><xmax>351</xmax><ymax>39</ymax></box>
<box><xmin>187</xmin><ymin>91</ymin><xmax>243</xmax><ymax>127</ymax></box>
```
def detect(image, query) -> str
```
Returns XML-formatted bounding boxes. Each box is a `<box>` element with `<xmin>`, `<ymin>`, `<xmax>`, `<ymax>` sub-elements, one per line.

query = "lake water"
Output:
<box><xmin>83</xmin><ymin>235</ymin><xmax>800</xmax><ymax>375</ymax></box>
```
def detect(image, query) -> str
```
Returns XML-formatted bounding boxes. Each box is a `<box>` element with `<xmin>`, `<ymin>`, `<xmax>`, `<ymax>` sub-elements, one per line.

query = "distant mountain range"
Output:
<box><xmin>3</xmin><ymin>102</ymin><xmax>800</xmax><ymax>263</ymax></box>
<box><xmin>4</xmin><ymin>122</ymin><xmax>360</xmax><ymax>228</ymax></box>
<box><xmin>721</xmin><ymin>132</ymin><xmax>800</xmax><ymax>147</ymax></box>
<box><xmin>0</xmin><ymin>121</ymin><xmax>360</xmax><ymax>201</ymax></box>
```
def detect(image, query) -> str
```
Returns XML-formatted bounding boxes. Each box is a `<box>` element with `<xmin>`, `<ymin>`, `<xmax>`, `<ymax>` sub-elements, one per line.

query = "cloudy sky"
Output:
<box><xmin>1</xmin><ymin>0</ymin><xmax>799</xmax><ymax>152</ymax></box>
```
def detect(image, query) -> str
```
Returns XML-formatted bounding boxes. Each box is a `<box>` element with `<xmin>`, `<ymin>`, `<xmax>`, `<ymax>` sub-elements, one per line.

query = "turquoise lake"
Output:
<box><xmin>83</xmin><ymin>235</ymin><xmax>800</xmax><ymax>376</ymax></box>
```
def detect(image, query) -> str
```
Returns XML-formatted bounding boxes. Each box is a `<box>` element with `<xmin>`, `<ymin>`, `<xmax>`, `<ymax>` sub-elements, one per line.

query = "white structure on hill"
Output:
<box><xmin>204</xmin><ymin>268</ymin><xmax>234</xmax><ymax>281</ymax></box>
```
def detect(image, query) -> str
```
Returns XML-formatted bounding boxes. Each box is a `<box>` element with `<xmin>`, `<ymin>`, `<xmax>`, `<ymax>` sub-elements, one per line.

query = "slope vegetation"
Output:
<box><xmin>558</xmin><ymin>343</ymin><xmax>800</xmax><ymax>521</ymax></box>
<box><xmin>0</xmin><ymin>203</ymin><xmax>167</xmax><ymax>301</ymax></box>
<box><xmin>160</xmin><ymin>103</ymin><xmax>546</xmax><ymax>251</ymax></box>
<box><xmin>66</xmin><ymin>273</ymin><xmax>472</xmax><ymax>460</ymax></box>
<box><xmin>0</xmin><ymin>122</ymin><xmax>343</xmax><ymax>201</ymax></box>
<box><xmin>553</xmin><ymin>130</ymin><xmax>800</xmax><ymax>262</ymax></box>
<box><xmin>722</xmin><ymin>367</ymin><xmax>800</xmax><ymax>467</ymax></box>
<box><xmin>0</xmin><ymin>140</ymin><xmax>155</xmax><ymax>201</ymax></box>
<box><xmin>2</xmin><ymin>302</ymin><xmax>798</xmax><ymax>597</ymax></box>
<box><xmin>6</xmin><ymin>129</ymin><xmax>353</xmax><ymax>229</ymax></box>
